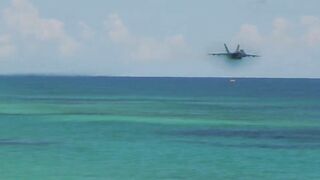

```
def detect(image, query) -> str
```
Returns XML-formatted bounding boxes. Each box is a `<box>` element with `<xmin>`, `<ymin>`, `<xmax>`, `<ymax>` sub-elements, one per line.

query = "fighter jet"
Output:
<box><xmin>209</xmin><ymin>44</ymin><xmax>259</xmax><ymax>60</ymax></box>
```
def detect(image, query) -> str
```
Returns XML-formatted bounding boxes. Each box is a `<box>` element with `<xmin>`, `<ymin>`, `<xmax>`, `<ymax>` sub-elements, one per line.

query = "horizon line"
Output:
<box><xmin>0</xmin><ymin>74</ymin><xmax>319</xmax><ymax>80</ymax></box>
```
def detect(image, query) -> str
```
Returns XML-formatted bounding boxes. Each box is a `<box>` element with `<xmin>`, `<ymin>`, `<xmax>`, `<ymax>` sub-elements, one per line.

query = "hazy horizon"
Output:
<box><xmin>0</xmin><ymin>74</ymin><xmax>319</xmax><ymax>80</ymax></box>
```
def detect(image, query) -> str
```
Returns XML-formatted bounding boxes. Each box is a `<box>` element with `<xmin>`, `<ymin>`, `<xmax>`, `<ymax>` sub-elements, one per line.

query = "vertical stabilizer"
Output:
<box><xmin>236</xmin><ymin>44</ymin><xmax>240</xmax><ymax>51</ymax></box>
<box><xmin>224</xmin><ymin>44</ymin><xmax>230</xmax><ymax>54</ymax></box>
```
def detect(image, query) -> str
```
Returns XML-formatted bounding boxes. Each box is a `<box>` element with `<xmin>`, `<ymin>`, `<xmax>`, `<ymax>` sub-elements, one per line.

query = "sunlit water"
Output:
<box><xmin>0</xmin><ymin>76</ymin><xmax>319</xmax><ymax>180</ymax></box>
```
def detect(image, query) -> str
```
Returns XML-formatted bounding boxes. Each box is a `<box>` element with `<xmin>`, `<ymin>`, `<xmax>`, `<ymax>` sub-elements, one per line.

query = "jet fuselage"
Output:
<box><xmin>209</xmin><ymin>44</ymin><xmax>259</xmax><ymax>60</ymax></box>
<box><xmin>229</xmin><ymin>52</ymin><xmax>245</xmax><ymax>59</ymax></box>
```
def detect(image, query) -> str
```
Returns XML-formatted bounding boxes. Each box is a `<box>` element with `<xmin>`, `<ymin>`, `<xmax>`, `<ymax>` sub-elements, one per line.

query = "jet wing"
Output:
<box><xmin>245</xmin><ymin>54</ymin><xmax>260</xmax><ymax>57</ymax></box>
<box><xmin>208</xmin><ymin>53</ymin><xmax>229</xmax><ymax>56</ymax></box>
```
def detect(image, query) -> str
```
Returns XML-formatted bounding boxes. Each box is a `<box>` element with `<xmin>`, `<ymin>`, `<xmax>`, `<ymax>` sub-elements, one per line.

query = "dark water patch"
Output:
<box><xmin>0</xmin><ymin>111</ymin><xmax>210</xmax><ymax>120</ymax></box>
<box><xmin>0</xmin><ymin>112</ymin><xmax>126</xmax><ymax>117</ymax></box>
<box><xmin>171</xmin><ymin>128</ymin><xmax>320</xmax><ymax>142</ymax></box>
<box><xmin>174</xmin><ymin>140</ymin><xmax>320</xmax><ymax>150</ymax></box>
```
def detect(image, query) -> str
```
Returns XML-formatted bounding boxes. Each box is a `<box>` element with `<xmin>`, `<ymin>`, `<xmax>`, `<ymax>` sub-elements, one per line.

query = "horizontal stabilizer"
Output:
<box><xmin>208</xmin><ymin>53</ymin><xmax>229</xmax><ymax>56</ymax></box>
<box><xmin>246</xmin><ymin>54</ymin><xmax>260</xmax><ymax>57</ymax></box>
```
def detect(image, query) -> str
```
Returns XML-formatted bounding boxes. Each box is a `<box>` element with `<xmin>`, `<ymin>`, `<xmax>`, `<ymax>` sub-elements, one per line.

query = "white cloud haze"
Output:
<box><xmin>105</xmin><ymin>13</ymin><xmax>189</xmax><ymax>61</ymax></box>
<box><xmin>236</xmin><ymin>16</ymin><xmax>320</xmax><ymax>49</ymax></box>
<box><xmin>301</xmin><ymin>16</ymin><xmax>320</xmax><ymax>46</ymax></box>
<box><xmin>233</xmin><ymin>16</ymin><xmax>320</xmax><ymax>77</ymax></box>
<box><xmin>2</xmin><ymin>0</ymin><xmax>78</xmax><ymax>55</ymax></box>
<box><xmin>78</xmin><ymin>21</ymin><xmax>95</xmax><ymax>41</ymax></box>
<box><xmin>0</xmin><ymin>34</ymin><xmax>15</xmax><ymax>58</ymax></box>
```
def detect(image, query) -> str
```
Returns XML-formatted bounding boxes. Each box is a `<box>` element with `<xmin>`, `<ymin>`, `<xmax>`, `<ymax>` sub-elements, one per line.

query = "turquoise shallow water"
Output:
<box><xmin>0</xmin><ymin>76</ymin><xmax>319</xmax><ymax>179</ymax></box>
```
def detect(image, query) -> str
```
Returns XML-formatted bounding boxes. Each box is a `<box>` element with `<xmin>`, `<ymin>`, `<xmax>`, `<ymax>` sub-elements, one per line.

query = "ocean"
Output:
<box><xmin>0</xmin><ymin>76</ymin><xmax>319</xmax><ymax>180</ymax></box>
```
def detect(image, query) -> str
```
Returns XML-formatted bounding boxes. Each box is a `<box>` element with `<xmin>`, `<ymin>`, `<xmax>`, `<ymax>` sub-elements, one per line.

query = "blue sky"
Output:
<box><xmin>0</xmin><ymin>0</ymin><xmax>320</xmax><ymax>77</ymax></box>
